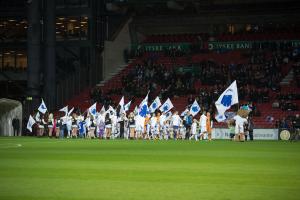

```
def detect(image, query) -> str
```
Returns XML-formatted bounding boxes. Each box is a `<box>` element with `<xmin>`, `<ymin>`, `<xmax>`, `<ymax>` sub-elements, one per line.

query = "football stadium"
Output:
<box><xmin>0</xmin><ymin>0</ymin><xmax>300</xmax><ymax>199</ymax></box>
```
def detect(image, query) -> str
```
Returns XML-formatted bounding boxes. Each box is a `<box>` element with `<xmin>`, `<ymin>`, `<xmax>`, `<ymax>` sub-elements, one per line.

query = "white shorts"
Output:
<box><xmin>48</xmin><ymin>125</ymin><xmax>53</xmax><ymax>128</ymax></box>
<box><xmin>135</xmin><ymin>125</ymin><xmax>144</xmax><ymax>132</ymax></box>
<box><xmin>200</xmin><ymin>126</ymin><xmax>207</xmax><ymax>133</ymax></box>
<box><xmin>105</xmin><ymin>125</ymin><xmax>112</xmax><ymax>128</ymax></box>
<box><xmin>39</xmin><ymin>125</ymin><xmax>44</xmax><ymax>129</ymax></box>
<box><xmin>235</xmin><ymin>125</ymin><xmax>244</xmax><ymax>134</ymax></box>
<box><xmin>129</xmin><ymin>125</ymin><xmax>136</xmax><ymax>128</ymax></box>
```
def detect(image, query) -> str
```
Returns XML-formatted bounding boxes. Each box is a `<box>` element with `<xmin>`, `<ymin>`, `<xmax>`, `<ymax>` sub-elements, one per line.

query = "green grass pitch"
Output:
<box><xmin>0</xmin><ymin>137</ymin><xmax>299</xmax><ymax>200</ymax></box>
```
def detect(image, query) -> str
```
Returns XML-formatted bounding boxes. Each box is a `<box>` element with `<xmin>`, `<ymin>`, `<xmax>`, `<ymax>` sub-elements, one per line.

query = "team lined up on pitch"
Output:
<box><xmin>26</xmin><ymin>80</ymin><xmax>250</xmax><ymax>141</ymax></box>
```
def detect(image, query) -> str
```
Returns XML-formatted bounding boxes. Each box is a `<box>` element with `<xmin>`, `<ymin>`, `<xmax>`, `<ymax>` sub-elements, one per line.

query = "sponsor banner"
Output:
<box><xmin>132</xmin><ymin>40</ymin><xmax>300</xmax><ymax>52</ymax></box>
<box><xmin>212</xmin><ymin>128</ymin><xmax>278</xmax><ymax>140</ymax></box>
<box><xmin>208</xmin><ymin>40</ymin><xmax>300</xmax><ymax>50</ymax></box>
<box><xmin>208</xmin><ymin>41</ymin><xmax>252</xmax><ymax>50</ymax></box>
<box><xmin>132</xmin><ymin>43</ymin><xmax>191</xmax><ymax>52</ymax></box>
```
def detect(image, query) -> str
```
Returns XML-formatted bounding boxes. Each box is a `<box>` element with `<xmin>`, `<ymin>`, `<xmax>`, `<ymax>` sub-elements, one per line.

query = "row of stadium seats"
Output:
<box><xmin>143</xmin><ymin>33</ymin><xmax>207</xmax><ymax>43</ymax></box>
<box><xmin>142</xmin><ymin>31</ymin><xmax>300</xmax><ymax>44</ymax></box>
<box><xmin>216</xmin><ymin>31</ymin><xmax>300</xmax><ymax>41</ymax></box>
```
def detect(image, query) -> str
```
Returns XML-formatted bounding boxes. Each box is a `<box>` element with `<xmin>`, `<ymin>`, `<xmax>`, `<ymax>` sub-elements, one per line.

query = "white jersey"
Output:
<box><xmin>61</xmin><ymin>116</ymin><xmax>68</xmax><ymax>125</ymax></box>
<box><xmin>159</xmin><ymin>115</ymin><xmax>166</xmax><ymax>127</ymax></box>
<box><xmin>111</xmin><ymin>115</ymin><xmax>117</xmax><ymax>126</ymax></box>
<box><xmin>85</xmin><ymin>117</ymin><xmax>91</xmax><ymax>129</ymax></box>
<box><xmin>191</xmin><ymin>122</ymin><xmax>197</xmax><ymax>135</ymax></box>
<box><xmin>199</xmin><ymin>114</ymin><xmax>207</xmax><ymax>127</ymax></box>
<box><xmin>97</xmin><ymin>114</ymin><xmax>105</xmax><ymax>125</ymax></box>
<box><xmin>66</xmin><ymin>116</ymin><xmax>72</xmax><ymax>126</ymax></box>
<box><xmin>171</xmin><ymin>114</ymin><xmax>181</xmax><ymax>126</ymax></box>
<box><xmin>135</xmin><ymin>115</ymin><xmax>145</xmax><ymax>132</ymax></box>
<box><xmin>150</xmin><ymin>116</ymin><xmax>157</xmax><ymax>128</ymax></box>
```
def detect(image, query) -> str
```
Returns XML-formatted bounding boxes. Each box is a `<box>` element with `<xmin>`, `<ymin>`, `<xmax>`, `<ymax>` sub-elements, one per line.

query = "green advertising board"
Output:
<box><xmin>132</xmin><ymin>43</ymin><xmax>191</xmax><ymax>52</ymax></box>
<box><xmin>208</xmin><ymin>41</ymin><xmax>252</xmax><ymax>50</ymax></box>
<box><xmin>208</xmin><ymin>40</ymin><xmax>300</xmax><ymax>50</ymax></box>
<box><xmin>132</xmin><ymin>40</ymin><xmax>300</xmax><ymax>52</ymax></box>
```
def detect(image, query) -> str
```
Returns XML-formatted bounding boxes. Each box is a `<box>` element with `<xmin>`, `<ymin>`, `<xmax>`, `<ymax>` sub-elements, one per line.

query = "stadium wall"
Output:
<box><xmin>102</xmin><ymin>17</ymin><xmax>132</xmax><ymax>81</ymax></box>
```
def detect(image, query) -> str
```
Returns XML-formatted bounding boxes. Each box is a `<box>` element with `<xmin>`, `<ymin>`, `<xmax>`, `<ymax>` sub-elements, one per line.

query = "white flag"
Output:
<box><xmin>100</xmin><ymin>105</ymin><xmax>106</xmax><ymax>113</ymax></box>
<box><xmin>106</xmin><ymin>105</ymin><xmax>116</xmax><ymax>116</ymax></box>
<box><xmin>118</xmin><ymin>96</ymin><xmax>125</xmax><ymax>108</ymax></box>
<box><xmin>38</xmin><ymin>99</ymin><xmax>47</xmax><ymax>114</ymax></box>
<box><xmin>215</xmin><ymin>80</ymin><xmax>239</xmax><ymax>119</ymax></box>
<box><xmin>138</xmin><ymin>95</ymin><xmax>149</xmax><ymax>118</ymax></box>
<box><xmin>124</xmin><ymin>101</ymin><xmax>131</xmax><ymax>112</ymax></box>
<box><xmin>181</xmin><ymin>108</ymin><xmax>189</xmax><ymax>117</ymax></box>
<box><xmin>35</xmin><ymin>112</ymin><xmax>40</xmax><ymax>121</ymax></box>
<box><xmin>27</xmin><ymin>115</ymin><xmax>36</xmax><ymax>132</ymax></box>
<box><xmin>159</xmin><ymin>98</ymin><xmax>174</xmax><ymax>113</ymax></box>
<box><xmin>88</xmin><ymin>103</ymin><xmax>97</xmax><ymax>117</ymax></box>
<box><xmin>189</xmin><ymin>100</ymin><xmax>201</xmax><ymax>116</ymax></box>
<box><xmin>215</xmin><ymin>113</ymin><xmax>226</xmax><ymax>122</ymax></box>
<box><xmin>59</xmin><ymin>105</ymin><xmax>68</xmax><ymax>115</ymax></box>
<box><xmin>133</xmin><ymin>106</ymin><xmax>138</xmax><ymax>115</ymax></box>
<box><xmin>139</xmin><ymin>93</ymin><xmax>149</xmax><ymax>109</ymax></box>
<box><xmin>68</xmin><ymin>107</ymin><xmax>74</xmax><ymax>116</ymax></box>
<box><xmin>165</xmin><ymin>111</ymin><xmax>172</xmax><ymax>120</ymax></box>
<box><xmin>149</xmin><ymin>96</ymin><xmax>161</xmax><ymax>113</ymax></box>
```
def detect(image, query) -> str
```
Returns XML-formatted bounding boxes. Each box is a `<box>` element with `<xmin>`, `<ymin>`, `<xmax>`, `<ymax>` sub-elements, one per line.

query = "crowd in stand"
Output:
<box><xmin>293</xmin><ymin>62</ymin><xmax>300</xmax><ymax>87</ymax></box>
<box><xmin>88</xmin><ymin>32</ymin><xmax>300</xmax><ymax>132</ymax></box>
<box><xmin>91</xmin><ymin>48</ymin><xmax>296</xmax><ymax>115</ymax></box>
<box><xmin>272</xmin><ymin>92</ymin><xmax>300</xmax><ymax>111</ymax></box>
<box><xmin>277</xmin><ymin>114</ymin><xmax>300</xmax><ymax>136</ymax></box>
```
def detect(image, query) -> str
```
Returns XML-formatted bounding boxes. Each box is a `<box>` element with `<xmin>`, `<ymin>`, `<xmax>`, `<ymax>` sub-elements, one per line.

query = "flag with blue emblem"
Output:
<box><xmin>189</xmin><ymin>100</ymin><xmax>200</xmax><ymax>116</ymax></box>
<box><xmin>124</xmin><ymin>101</ymin><xmax>131</xmax><ymax>112</ymax></box>
<box><xmin>215</xmin><ymin>113</ymin><xmax>226</xmax><ymax>122</ymax></box>
<box><xmin>26</xmin><ymin>115</ymin><xmax>36</xmax><ymax>132</ymax></box>
<box><xmin>149</xmin><ymin>96</ymin><xmax>161</xmax><ymax>113</ymax></box>
<box><xmin>88</xmin><ymin>103</ymin><xmax>97</xmax><ymax>117</ymax></box>
<box><xmin>181</xmin><ymin>108</ymin><xmax>189</xmax><ymax>117</ymax></box>
<box><xmin>138</xmin><ymin>94</ymin><xmax>149</xmax><ymax>118</ymax></box>
<box><xmin>215</xmin><ymin>80</ymin><xmax>238</xmax><ymax>121</ymax></box>
<box><xmin>38</xmin><ymin>99</ymin><xmax>48</xmax><ymax>114</ymax></box>
<box><xmin>159</xmin><ymin>98</ymin><xmax>174</xmax><ymax>113</ymax></box>
<box><xmin>165</xmin><ymin>111</ymin><xmax>172</xmax><ymax>120</ymax></box>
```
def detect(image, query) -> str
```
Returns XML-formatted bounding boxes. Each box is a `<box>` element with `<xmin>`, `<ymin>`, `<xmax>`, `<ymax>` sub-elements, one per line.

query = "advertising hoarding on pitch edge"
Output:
<box><xmin>212</xmin><ymin>128</ymin><xmax>279</xmax><ymax>140</ymax></box>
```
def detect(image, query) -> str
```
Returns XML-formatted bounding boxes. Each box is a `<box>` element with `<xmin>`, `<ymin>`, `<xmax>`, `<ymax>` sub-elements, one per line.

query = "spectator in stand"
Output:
<box><xmin>279</xmin><ymin>118</ymin><xmax>289</xmax><ymax>129</ymax></box>
<box><xmin>291</xmin><ymin>114</ymin><xmax>300</xmax><ymax>140</ymax></box>
<box><xmin>187</xmin><ymin>95</ymin><xmax>193</xmax><ymax>106</ymax></box>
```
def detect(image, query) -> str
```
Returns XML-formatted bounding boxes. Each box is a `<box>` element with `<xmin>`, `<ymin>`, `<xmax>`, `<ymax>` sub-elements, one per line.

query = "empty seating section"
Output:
<box><xmin>143</xmin><ymin>34</ymin><xmax>207</xmax><ymax>43</ymax></box>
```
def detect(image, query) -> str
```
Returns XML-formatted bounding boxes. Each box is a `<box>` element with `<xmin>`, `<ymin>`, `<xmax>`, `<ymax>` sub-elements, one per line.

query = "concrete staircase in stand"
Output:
<box><xmin>280</xmin><ymin>69</ymin><xmax>294</xmax><ymax>86</ymax></box>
